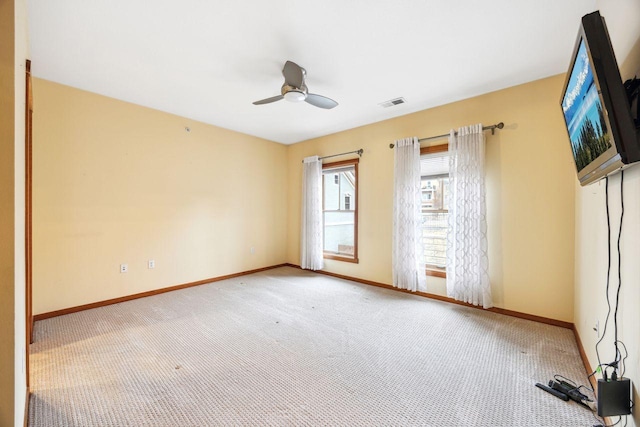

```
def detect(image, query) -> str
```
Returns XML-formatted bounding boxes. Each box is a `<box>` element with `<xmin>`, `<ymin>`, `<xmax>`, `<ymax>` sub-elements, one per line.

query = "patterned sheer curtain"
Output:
<box><xmin>392</xmin><ymin>137</ymin><xmax>426</xmax><ymax>292</ymax></box>
<box><xmin>446</xmin><ymin>124</ymin><xmax>492</xmax><ymax>308</ymax></box>
<box><xmin>300</xmin><ymin>156</ymin><xmax>324</xmax><ymax>270</ymax></box>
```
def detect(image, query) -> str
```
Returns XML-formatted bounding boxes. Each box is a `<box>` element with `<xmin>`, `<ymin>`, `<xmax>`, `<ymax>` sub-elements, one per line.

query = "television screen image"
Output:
<box><xmin>561</xmin><ymin>39</ymin><xmax>612</xmax><ymax>173</ymax></box>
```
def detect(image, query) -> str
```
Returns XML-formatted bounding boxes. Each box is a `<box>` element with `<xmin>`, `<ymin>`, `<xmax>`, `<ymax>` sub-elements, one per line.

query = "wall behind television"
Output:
<box><xmin>575</xmin><ymin>1</ymin><xmax>640</xmax><ymax>425</ymax></box>
<box><xmin>32</xmin><ymin>79</ymin><xmax>289</xmax><ymax>315</ymax></box>
<box><xmin>286</xmin><ymin>74</ymin><xmax>577</xmax><ymax>323</ymax></box>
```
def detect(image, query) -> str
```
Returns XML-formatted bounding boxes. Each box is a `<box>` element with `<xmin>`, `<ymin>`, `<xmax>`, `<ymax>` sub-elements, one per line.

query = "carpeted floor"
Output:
<box><xmin>29</xmin><ymin>267</ymin><xmax>597</xmax><ymax>426</ymax></box>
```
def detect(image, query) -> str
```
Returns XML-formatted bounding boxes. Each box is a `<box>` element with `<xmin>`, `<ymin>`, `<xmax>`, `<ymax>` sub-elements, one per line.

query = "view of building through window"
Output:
<box><xmin>322</xmin><ymin>162</ymin><xmax>357</xmax><ymax>261</ymax></box>
<box><xmin>420</xmin><ymin>151</ymin><xmax>449</xmax><ymax>273</ymax></box>
<box><xmin>421</xmin><ymin>175</ymin><xmax>449</xmax><ymax>270</ymax></box>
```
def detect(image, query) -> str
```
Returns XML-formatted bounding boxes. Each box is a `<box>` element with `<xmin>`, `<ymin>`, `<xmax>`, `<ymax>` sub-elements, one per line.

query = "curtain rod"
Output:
<box><xmin>302</xmin><ymin>149</ymin><xmax>364</xmax><ymax>163</ymax></box>
<box><xmin>388</xmin><ymin>122</ymin><xmax>504</xmax><ymax>148</ymax></box>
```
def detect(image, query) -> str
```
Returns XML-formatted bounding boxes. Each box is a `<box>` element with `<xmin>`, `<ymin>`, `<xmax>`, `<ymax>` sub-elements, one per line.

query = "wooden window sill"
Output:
<box><xmin>426</xmin><ymin>269</ymin><xmax>446</xmax><ymax>278</ymax></box>
<box><xmin>324</xmin><ymin>254</ymin><xmax>359</xmax><ymax>264</ymax></box>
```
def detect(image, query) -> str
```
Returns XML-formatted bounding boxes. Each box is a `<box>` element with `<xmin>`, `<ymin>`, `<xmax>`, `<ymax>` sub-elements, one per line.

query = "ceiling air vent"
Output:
<box><xmin>379</xmin><ymin>97</ymin><xmax>406</xmax><ymax>108</ymax></box>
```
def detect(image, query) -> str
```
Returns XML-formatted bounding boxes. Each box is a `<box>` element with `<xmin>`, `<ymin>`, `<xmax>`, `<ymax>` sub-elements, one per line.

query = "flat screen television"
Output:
<box><xmin>560</xmin><ymin>11</ymin><xmax>640</xmax><ymax>186</ymax></box>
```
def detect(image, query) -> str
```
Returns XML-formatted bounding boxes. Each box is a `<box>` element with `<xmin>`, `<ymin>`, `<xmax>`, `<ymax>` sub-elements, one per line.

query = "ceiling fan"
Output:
<box><xmin>253</xmin><ymin>61</ymin><xmax>338</xmax><ymax>109</ymax></box>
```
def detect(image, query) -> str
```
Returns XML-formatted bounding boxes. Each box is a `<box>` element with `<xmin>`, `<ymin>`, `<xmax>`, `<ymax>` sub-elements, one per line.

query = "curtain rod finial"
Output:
<box><xmin>357</xmin><ymin>149</ymin><xmax>364</xmax><ymax>156</ymax></box>
<box><xmin>491</xmin><ymin>122</ymin><xmax>504</xmax><ymax>135</ymax></box>
<box><xmin>389</xmin><ymin>143</ymin><xmax>395</xmax><ymax>149</ymax></box>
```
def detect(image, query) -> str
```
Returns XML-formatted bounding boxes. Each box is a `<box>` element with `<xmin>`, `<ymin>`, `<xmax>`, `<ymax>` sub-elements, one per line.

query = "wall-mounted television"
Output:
<box><xmin>560</xmin><ymin>11</ymin><xmax>640</xmax><ymax>186</ymax></box>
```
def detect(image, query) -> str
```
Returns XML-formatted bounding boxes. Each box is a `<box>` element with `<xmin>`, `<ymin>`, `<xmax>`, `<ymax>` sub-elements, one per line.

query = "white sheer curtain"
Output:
<box><xmin>446</xmin><ymin>124</ymin><xmax>492</xmax><ymax>308</ymax></box>
<box><xmin>300</xmin><ymin>156</ymin><xmax>324</xmax><ymax>270</ymax></box>
<box><xmin>392</xmin><ymin>137</ymin><xmax>426</xmax><ymax>292</ymax></box>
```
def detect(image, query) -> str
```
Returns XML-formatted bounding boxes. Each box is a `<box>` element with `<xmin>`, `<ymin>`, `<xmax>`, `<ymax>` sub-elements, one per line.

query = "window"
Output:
<box><xmin>322</xmin><ymin>159</ymin><xmax>358</xmax><ymax>263</ymax></box>
<box><xmin>420</xmin><ymin>145</ymin><xmax>449</xmax><ymax>277</ymax></box>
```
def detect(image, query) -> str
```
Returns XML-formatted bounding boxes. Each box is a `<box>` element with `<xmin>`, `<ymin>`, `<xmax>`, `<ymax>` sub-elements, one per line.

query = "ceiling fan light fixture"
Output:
<box><xmin>284</xmin><ymin>90</ymin><xmax>306</xmax><ymax>103</ymax></box>
<box><xmin>253</xmin><ymin>61</ymin><xmax>337</xmax><ymax>109</ymax></box>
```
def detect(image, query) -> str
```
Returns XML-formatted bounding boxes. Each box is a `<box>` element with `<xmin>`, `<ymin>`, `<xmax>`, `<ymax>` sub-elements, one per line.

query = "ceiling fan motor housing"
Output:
<box><xmin>281</xmin><ymin>83</ymin><xmax>307</xmax><ymax>102</ymax></box>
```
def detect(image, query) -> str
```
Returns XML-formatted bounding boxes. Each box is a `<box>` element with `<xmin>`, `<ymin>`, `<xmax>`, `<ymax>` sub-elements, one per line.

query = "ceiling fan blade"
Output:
<box><xmin>305</xmin><ymin>93</ymin><xmax>338</xmax><ymax>109</ymax></box>
<box><xmin>253</xmin><ymin>95</ymin><xmax>284</xmax><ymax>105</ymax></box>
<box><xmin>282</xmin><ymin>61</ymin><xmax>304</xmax><ymax>88</ymax></box>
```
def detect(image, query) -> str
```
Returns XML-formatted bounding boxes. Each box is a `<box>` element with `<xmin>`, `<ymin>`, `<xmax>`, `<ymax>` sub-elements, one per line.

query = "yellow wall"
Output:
<box><xmin>287</xmin><ymin>75</ymin><xmax>577</xmax><ymax>322</ymax></box>
<box><xmin>34</xmin><ymin>72</ymin><xmax>580</xmax><ymax>324</ymax></box>
<box><xmin>1</xmin><ymin>0</ymin><xmax>28</xmax><ymax>425</ymax></box>
<box><xmin>575</xmin><ymin>1</ymin><xmax>640</xmax><ymax>424</ymax></box>
<box><xmin>32</xmin><ymin>79</ymin><xmax>288</xmax><ymax>314</ymax></box>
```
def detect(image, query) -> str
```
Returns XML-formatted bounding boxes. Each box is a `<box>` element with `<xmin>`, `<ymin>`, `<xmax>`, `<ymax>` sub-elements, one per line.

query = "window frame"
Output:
<box><xmin>420</xmin><ymin>144</ymin><xmax>448</xmax><ymax>278</ymax></box>
<box><xmin>322</xmin><ymin>158</ymin><xmax>359</xmax><ymax>263</ymax></box>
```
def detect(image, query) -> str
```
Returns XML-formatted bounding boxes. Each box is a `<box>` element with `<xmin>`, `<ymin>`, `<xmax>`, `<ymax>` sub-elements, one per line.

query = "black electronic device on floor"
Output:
<box><xmin>535</xmin><ymin>382</ymin><xmax>569</xmax><ymax>401</ymax></box>
<box><xmin>597</xmin><ymin>378</ymin><xmax>631</xmax><ymax>417</ymax></box>
<box><xmin>535</xmin><ymin>379</ymin><xmax>595</xmax><ymax>411</ymax></box>
<box><xmin>548</xmin><ymin>380</ymin><xmax>592</xmax><ymax>409</ymax></box>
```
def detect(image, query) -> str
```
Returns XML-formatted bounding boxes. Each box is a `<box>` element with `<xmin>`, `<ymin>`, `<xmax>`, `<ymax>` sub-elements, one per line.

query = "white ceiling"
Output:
<box><xmin>28</xmin><ymin>0</ymin><xmax>602</xmax><ymax>145</ymax></box>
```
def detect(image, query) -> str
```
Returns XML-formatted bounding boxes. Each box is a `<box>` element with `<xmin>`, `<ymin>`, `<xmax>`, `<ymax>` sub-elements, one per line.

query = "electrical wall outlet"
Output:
<box><xmin>120</xmin><ymin>263</ymin><xmax>128</xmax><ymax>273</ymax></box>
<box><xmin>250</xmin><ymin>247</ymin><xmax>255</xmax><ymax>254</ymax></box>
<box><xmin>148</xmin><ymin>260</ymin><xmax>155</xmax><ymax>269</ymax></box>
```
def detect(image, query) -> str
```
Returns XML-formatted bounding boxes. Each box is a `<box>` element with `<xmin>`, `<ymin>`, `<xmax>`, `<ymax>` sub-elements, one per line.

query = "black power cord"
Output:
<box><xmin>589</xmin><ymin>172</ymin><xmax>631</xmax><ymax>427</ymax></box>
<box><xmin>594</xmin><ymin>176</ymin><xmax>612</xmax><ymax>370</ymax></box>
<box><xmin>594</xmin><ymin>172</ymin><xmax>627</xmax><ymax>373</ymax></box>
<box><xmin>614</xmin><ymin>340</ymin><xmax>628</xmax><ymax>377</ymax></box>
<box><xmin>613</xmin><ymin>171</ymin><xmax>624</xmax><ymax>364</ymax></box>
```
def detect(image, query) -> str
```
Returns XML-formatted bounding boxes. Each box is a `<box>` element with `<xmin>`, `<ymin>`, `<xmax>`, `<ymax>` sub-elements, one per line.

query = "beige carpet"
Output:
<box><xmin>29</xmin><ymin>266</ymin><xmax>596</xmax><ymax>426</ymax></box>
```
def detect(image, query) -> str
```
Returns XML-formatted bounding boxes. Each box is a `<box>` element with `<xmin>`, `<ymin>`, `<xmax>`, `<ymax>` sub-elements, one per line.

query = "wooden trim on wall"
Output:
<box><xmin>34</xmin><ymin>260</ymin><xmax>583</xmax><ymax>357</ymax></box>
<box><xmin>285</xmin><ymin>264</ymin><xmax>573</xmax><ymax>329</ymax></box>
<box><xmin>25</xmin><ymin>60</ymin><xmax>33</xmax><ymax>397</ymax></box>
<box><xmin>573</xmin><ymin>324</ymin><xmax>596</xmax><ymax>388</ymax></box>
<box><xmin>23</xmin><ymin>387</ymin><xmax>29</xmax><ymax>427</ymax></box>
<box><xmin>353</xmin><ymin>160</ymin><xmax>358</xmax><ymax>263</ymax></box>
<box><xmin>33</xmin><ymin>264</ymin><xmax>288</xmax><ymax>321</ymax></box>
<box><xmin>572</xmin><ymin>326</ymin><xmax>612</xmax><ymax>424</ymax></box>
<box><xmin>322</xmin><ymin>158</ymin><xmax>359</xmax><ymax>168</ymax></box>
<box><xmin>324</xmin><ymin>254</ymin><xmax>359</xmax><ymax>263</ymax></box>
<box><xmin>420</xmin><ymin>144</ymin><xmax>448</xmax><ymax>155</ymax></box>
<box><xmin>425</xmin><ymin>269</ymin><xmax>446</xmax><ymax>278</ymax></box>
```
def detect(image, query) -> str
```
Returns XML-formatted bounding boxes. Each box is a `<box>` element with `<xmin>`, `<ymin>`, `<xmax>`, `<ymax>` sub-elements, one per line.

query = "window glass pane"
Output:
<box><xmin>422</xmin><ymin>210</ymin><xmax>448</xmax><ymax>268</ymax></box>
<box><xmin>322</xmin><ymin>163</ymin><xmax>357</xmax><ymax>261</ymax></box>
<box><xmin>323</xmin><ymin>173</ymin><xmax>339</xmax><ymax>210</ymax></box>
<box><xmin>324</xmin><ymin>211</ymin><xmax>355</xmax><ymax>255</ymax></box>
<box><xmin>421</xmin><ymin>152</ymin><xmax>449</xmax><ymax>271</ymax></box>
